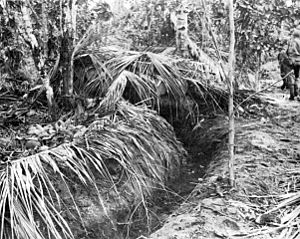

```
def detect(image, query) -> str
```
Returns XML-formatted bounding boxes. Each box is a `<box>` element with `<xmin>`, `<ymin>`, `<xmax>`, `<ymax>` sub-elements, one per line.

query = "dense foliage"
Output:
<box><xmin>1</xmin><ymin>0</ymin><xmax>300</xmax><ymax>239</ymax></box>
<box><xmin>211</xmin><ymin>0</ymin><xmax>300</xmax><ymax>69</ymax></box>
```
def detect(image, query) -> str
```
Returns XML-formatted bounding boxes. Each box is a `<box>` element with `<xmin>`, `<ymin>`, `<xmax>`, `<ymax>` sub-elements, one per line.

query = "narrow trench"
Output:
<box><xmin>130</xmin><ymin>111</ymin><xmax>225</xmax><ymax>238</ymax></box>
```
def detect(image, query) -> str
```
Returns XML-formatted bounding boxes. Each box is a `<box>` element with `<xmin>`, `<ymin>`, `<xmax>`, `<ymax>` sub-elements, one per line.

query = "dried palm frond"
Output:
<box><xmin>104</xmin><ymin>48</ymin><xmax>187</xmax><ymax>97</ymax></box>
<box><xmin>74</xmin><ymin>47</ymin><xmax>186</xmax><ymax>99</ymax></box>
<box><xmin>255</xmin><ymin>190</ymin><xmax>300</xmax><ymax>239</ymax></box>
<box><xmin>74</xmin><ymin>47</ymin><xmax>228</xmax><ymax>117</ymax></box>
<box><xmin>0</xmin><ymin>153</ymin><xmax>75</xmax><ymax>239</ymax></box>
<box><xmin>96</xmin><ymin>70</ymin><xmax>156</xmax><ymax>112</ymax></box>
<box><xmin>0</xmin><ymin>100</ymin><xmax>186</xmax><ymax>239</ymax></box>
<box><xmin>174</xmin><ymin>49</ymin><xmax>225</xmax><ymax>85</ymax></box>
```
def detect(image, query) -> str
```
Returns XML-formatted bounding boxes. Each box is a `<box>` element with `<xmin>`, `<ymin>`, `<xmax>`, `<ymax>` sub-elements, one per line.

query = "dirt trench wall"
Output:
<box><xmin>66</xmin><ymin>108</ymin><xmax>230</xmax><ymax>239</ymax></box>
<box><xmin>51</xmin><ymin>114</ymin><xmax>188</xmax><ymax>239</ymax></box>
<box><xmin>147</xmin><ymin>115</ymin><xmax>233</xmax><ymax>239</ymax></box>
<box><xmin>147</xmin><ymin>105</ymin><xmax>289</xmax><ymax>239</ymax></box>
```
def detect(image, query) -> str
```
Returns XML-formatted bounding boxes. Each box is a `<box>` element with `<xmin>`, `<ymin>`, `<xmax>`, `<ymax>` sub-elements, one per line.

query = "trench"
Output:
<box><xmin>128</xmin><ymin>110</ymin><xmax>227</xmax><ymax>239</ymax></box>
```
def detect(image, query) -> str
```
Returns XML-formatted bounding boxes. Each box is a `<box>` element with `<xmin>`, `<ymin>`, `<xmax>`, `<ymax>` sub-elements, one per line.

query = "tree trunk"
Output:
<box><xmin>173</xmin><ymin>4</ymin><xmax>190</xmax><ymax>57</ymax></box>
<box><xmin>255</xmin><ymin>53</ymin><xmax>261</xmax><ymax>92</ymax></box>
<box><xmin>20</xmin><ymin>3</ymin><xmax>39</xmax><ymax>50</ymax></box>
<box><xmin>228</xmin><ymin>0</ymin><xmax>235</xmax><ymax>187</ymax></box>
<box><xmin>20</xmin><ymin>0</ymin><xmax>54</xmax><ymax>110</ymax></box>
<box><xmin>60</xmin><ymin>33</ymin><xmax>73</xmax><ymax>97</ymax></box>
<box><xmin>41</xmin><ymin>1</ymin><xmax>49</xmax><ymax>59</ymax></box>
<box><xmin>20</xmin><ymin>2</ymin><xmax>39</xmax><ymax>71</ymax></box>
<box><xmin>61</xmin><ymin>0</ymin><xmax>77</xmax><ymax>98</ymax></box>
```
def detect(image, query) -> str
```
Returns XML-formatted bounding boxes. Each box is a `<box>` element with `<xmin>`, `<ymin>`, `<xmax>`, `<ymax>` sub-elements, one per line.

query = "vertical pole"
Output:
<box><xmin>228</xmin><ymin>0</ymin><xmax>235</xmax><ymax>187</ymax></box>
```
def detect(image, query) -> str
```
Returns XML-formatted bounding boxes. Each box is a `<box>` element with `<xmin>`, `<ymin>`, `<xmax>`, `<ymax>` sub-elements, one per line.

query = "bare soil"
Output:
<box><xmin>4</xmin><ymin>72</ymin><xmax>300</xmax><ymax>239</ymax></box>
<box><xmin>144</xmin><ymin>87</ymin><xmax>300</xmax><ymax>239</ymax></box>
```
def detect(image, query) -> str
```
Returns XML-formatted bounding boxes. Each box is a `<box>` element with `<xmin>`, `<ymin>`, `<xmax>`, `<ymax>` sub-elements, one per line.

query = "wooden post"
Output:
<box><xmin>228</xmin><ymin>0</ymin><xmax>235</xmax><ymax>187</ymax></box>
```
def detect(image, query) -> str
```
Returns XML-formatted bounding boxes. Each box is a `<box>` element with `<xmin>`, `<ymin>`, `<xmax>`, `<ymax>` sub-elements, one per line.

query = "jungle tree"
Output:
<box><xmin>0</xmin><ymin>0</ymin><xmax>112</xmax><ymax>110</ymax></box>
<box><xmin>211</xmin><ymin>0</ymin><xmax>300</xmax><ymax>89</ymax></box>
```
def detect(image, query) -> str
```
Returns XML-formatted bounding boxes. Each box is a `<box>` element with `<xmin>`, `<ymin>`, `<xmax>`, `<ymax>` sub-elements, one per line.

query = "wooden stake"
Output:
<box><xmin>228</xmin><ymin>0</ymin><xmax>235</xmax><ymax>187</ymax></box>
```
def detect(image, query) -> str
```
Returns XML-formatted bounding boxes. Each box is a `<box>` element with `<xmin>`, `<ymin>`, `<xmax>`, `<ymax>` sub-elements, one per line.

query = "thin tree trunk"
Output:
<box><xmin>228</xmin><ymin>0</ymin><xmax>235</xmax><ymax>187</ymax></box>
<box><xmin>255</xmin><ymin>53</ymin><xmax>261</xmax><ymax>92</ymax></box>
<box><xmin>61</xmin><ymin>0</ymin><xmax>76</xmax><ymax>97</ymax></box>
<box><xmin>174</xmin><ymin>4</ymin><xmax>190</xmax><ymax>57</ymax></box>
<box><xmin>20</xmin><ymin>3</ymin><xmax>38</xmax><ymax>50</ymax></box>
<box><xmin>41</xmin><ymin>1</ymin><xmax>48</xmax><ymax>59</ymax></box>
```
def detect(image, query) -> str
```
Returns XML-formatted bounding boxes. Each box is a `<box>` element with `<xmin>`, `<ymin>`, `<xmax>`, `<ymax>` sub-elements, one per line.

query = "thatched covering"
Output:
<box><xmin>0</xmin><ymin>101</ymin><xmax>187</xmax><ymax>239</ymax></box>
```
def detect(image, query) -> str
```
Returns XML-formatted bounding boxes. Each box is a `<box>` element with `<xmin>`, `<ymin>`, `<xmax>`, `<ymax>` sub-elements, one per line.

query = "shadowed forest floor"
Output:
<box><xmin>3</xmin><ymin>69</ymin><xmax>300</xmax><ymax>239</ymax></box>
<box><xmin>142</xmin><ymin>86</ymin><xmax>300</xmax><ymax>239</ymax></box>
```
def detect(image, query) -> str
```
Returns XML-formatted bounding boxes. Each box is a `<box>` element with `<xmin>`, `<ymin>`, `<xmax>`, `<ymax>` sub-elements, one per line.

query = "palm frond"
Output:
<box><xmin>75</xmin><ymin>47</ymin><xmax>187</xmax><ymax>100</ymax></box>
<box><xmin>0</xmin><ymin>156</ymin><xmax>74</xmax><ymax>239</ymax></box>
<box><xmin>1</xmin><ymin>100</ymin><xmax>187</xmax><ymax>239</ymax></box>
<box><xmin>72</xmin><ymin>45</ymin><xmax>229</xmax><ymax>126</ymax></box>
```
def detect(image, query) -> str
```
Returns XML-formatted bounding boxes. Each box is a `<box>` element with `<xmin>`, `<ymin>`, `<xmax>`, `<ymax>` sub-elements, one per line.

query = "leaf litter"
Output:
<box><xmin>146</xmin><ymin>88</ymin><xmax>300</xmax><ymax>239</ymax></box>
